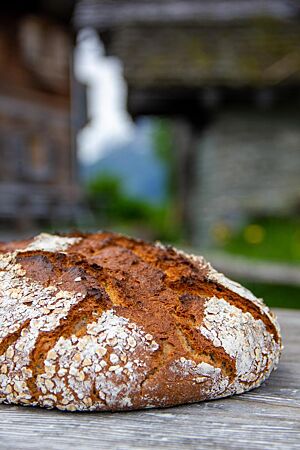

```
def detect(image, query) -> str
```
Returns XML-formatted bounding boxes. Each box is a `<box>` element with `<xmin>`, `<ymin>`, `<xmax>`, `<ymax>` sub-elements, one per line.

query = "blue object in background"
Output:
<box><xmin>80</xmin><ymin>118</ymin><xmax>168</xmax><ymax>205</ymax></box>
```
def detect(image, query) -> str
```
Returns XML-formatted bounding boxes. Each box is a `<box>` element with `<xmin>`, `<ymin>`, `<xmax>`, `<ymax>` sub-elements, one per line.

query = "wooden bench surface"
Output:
<box><xmin>0</xmin><ymin>308</ymin><xmax>299</xmax><ymax>450</ymax></box>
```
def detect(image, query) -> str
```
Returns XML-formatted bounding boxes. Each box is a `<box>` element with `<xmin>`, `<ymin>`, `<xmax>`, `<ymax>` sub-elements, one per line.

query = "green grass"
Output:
<box><xmin>214</xmin><ymin>215</ymin><xmax>300</xmax><ymax>309</ymax></box>
<box><xmin>239</xmin><ymin>281</ymin><xmax>300</xmax><ymax>310</ymax></box>
<box><xmin>217</xmin><ymin>216</ymin><xmax>300</xmax><ymax>264</ymax></box>
<box><xmin>86</xmin><ymin>173</ymin><xmax>183</xmax><ymax>244</ymax></box>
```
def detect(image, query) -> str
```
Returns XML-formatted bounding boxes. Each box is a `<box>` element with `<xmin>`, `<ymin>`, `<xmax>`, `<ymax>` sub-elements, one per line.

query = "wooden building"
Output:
<box><xmin>0</xmin><ymin>1</ymin><xmax>84</xmax><ymax>230</ymax></box>
<box><xmin>74</xmin><ymin>0</ymin><xmax>300</xmax><ymax>245</ymax></box>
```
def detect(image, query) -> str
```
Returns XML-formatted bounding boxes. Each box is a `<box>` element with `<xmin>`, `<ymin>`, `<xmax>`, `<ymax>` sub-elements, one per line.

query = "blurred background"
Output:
<box><xmin>0</xmin><ymin>0</ymin><xmax>299</xmax><ymax>308</ymax></box>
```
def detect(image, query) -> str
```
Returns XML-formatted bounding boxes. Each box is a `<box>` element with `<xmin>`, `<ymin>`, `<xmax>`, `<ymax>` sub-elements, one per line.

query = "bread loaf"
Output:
<box><xmin>0</xmin><ymin>232</ymin><xmax>282</xmax><ymax>411</ymax></box>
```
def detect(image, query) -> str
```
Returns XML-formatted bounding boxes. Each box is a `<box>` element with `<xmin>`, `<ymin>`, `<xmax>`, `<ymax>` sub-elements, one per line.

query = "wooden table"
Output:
<box><xmin>0</xmin><ymin>308</ymin><xmax>299</xmax><ymax>450</ymax></box>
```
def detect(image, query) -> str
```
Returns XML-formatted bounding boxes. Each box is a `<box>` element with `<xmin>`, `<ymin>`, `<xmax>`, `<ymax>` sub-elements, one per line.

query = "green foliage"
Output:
<box><xmin>152</xmin><ymin>119</ymin><xmax>173</xmax><ymax>166</ymax></box>
<box><xmin>85</xmin><ymin>119</ymin><xmax>184</xmax><ymax>243</ymax></box>
<box><xmin>241</xmin><ymin>281</ymin><xmax>300</xmax><ymax>310</ymax></box>
<box><xmin>216</xmin><ymin>216</ymin><xmax>300</xmax><ymax>264</ymax></box>
<box><xmin>86</xmin><ymin>173</ymin><xmax>182</xmax><ymax>243</ymax></box>
<box><xmin>214</xmin><ymin>215</ymin><xmax>300</xmax><ymax>309</ymax></box>
<box><xmin>88</xmin><ymin>174</ymin><xmax>146</xmax><ymax>221</ymax></box>
<box><xmin>152</xmin><ymin>118</ymin><xmax>176</xmax><ymax>197</ymax></box>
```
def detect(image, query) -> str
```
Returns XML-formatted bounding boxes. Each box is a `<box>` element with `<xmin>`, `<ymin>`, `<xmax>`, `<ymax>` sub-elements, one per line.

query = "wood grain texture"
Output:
<box><xmin>0</xmin><ymin>308</ymin><xmax>299</xmax><ymax>450</ymax></box>
<box><xmin>205</xmin><ymin>251</ymin><xmax>300</xmax><ymax>286</ymax></box>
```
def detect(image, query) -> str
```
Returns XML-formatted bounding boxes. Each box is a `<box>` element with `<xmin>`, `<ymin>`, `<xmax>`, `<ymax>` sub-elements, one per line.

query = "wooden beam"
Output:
<box><xmin>74</xmin><ymin>0</ymin><xmax>299</xmax><ymax>29</ymax></box>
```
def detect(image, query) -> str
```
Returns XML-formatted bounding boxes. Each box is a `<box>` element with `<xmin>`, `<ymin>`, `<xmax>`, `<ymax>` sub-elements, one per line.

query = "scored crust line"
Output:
<box><xmin>0</xmin><ymin>232</ymin><xmax>282</xmax><ymax>411</ymax></box>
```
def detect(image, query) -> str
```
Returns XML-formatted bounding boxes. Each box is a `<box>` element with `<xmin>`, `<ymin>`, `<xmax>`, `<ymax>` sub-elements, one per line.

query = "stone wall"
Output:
<box><xmin>191</xmin><ymin>108</ymin><xmax>300</xmax><ymax>246</ymax></box>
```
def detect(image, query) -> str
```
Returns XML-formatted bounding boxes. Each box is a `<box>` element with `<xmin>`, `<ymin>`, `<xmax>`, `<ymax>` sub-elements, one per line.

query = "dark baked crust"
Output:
<box><xmin>0</xmin><ymin>232</ymin><xmax>282</xmax><ymax>411</ymax></box>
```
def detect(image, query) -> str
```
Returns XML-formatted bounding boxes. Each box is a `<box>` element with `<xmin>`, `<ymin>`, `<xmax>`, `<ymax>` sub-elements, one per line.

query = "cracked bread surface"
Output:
<box><xmin>0</xmin><ymin>232</ymin><xmax>282</xmax><ymax>411</ymax></box>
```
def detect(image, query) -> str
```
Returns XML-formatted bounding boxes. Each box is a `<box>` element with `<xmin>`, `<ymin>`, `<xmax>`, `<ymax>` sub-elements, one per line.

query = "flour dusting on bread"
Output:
<box><xmin>0</xmin><ymin>231</ymin><xmax>282</xmax><ymax>411</ymax></box>
<box><xmin>38</xmin><ymin>310</ymin><xmax>158</xmax><ymax>411</ymax></box>
<box><xmin>24</xmin><ymin>233</ymin><xmax>82</xmax><ymax>253</ymax></box>
<box><xmin>200</xmin><ymin>297</ymin><xmax>280</xmax><ymax>392</ymax></box>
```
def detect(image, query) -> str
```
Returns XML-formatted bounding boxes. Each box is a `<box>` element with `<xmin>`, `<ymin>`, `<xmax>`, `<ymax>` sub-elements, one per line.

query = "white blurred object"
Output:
<box><xmin>74</xmin><ymin>28</ymin><xmax>134</xmax><ymax>164</ymax></box>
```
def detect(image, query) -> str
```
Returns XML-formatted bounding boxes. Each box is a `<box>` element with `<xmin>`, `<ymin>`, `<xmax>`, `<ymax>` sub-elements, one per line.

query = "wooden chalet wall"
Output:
<box><xmin>0</xmin><ymin>11</ymin><xmax>80</xmax><ymax>228</ymax></box>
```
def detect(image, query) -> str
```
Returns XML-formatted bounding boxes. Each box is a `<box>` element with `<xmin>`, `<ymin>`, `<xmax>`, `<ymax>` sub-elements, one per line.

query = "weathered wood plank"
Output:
<box><xmin>0</xmin><ymin>308</ymin><xmax>299</xmax><ymax>450</ymax></box>
<box><xmin>205</xmin><ymin>251</ymin><xmax>300</xmax><ymax>287</ymax></box>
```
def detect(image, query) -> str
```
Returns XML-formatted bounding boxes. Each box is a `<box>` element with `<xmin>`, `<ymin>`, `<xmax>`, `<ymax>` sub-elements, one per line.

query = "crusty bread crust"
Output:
<box><xmin>0</xmin><ymin>232</ymin><xmax>282</xmax><ymax>411</ymax></box>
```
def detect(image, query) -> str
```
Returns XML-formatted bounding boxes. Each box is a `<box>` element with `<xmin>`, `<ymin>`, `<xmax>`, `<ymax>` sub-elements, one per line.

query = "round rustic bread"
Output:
<box><xmin>0</xmin><ymin>232</ymin><xmax>281</xmax><ymax>411</ymax></box>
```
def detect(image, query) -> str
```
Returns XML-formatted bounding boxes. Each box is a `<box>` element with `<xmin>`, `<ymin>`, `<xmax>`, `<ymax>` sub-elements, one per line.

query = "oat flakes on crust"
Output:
<box><xmin>0</xmin><ymin>232</ymin><xmax>282</xmax><ymax>411</ymax></box>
